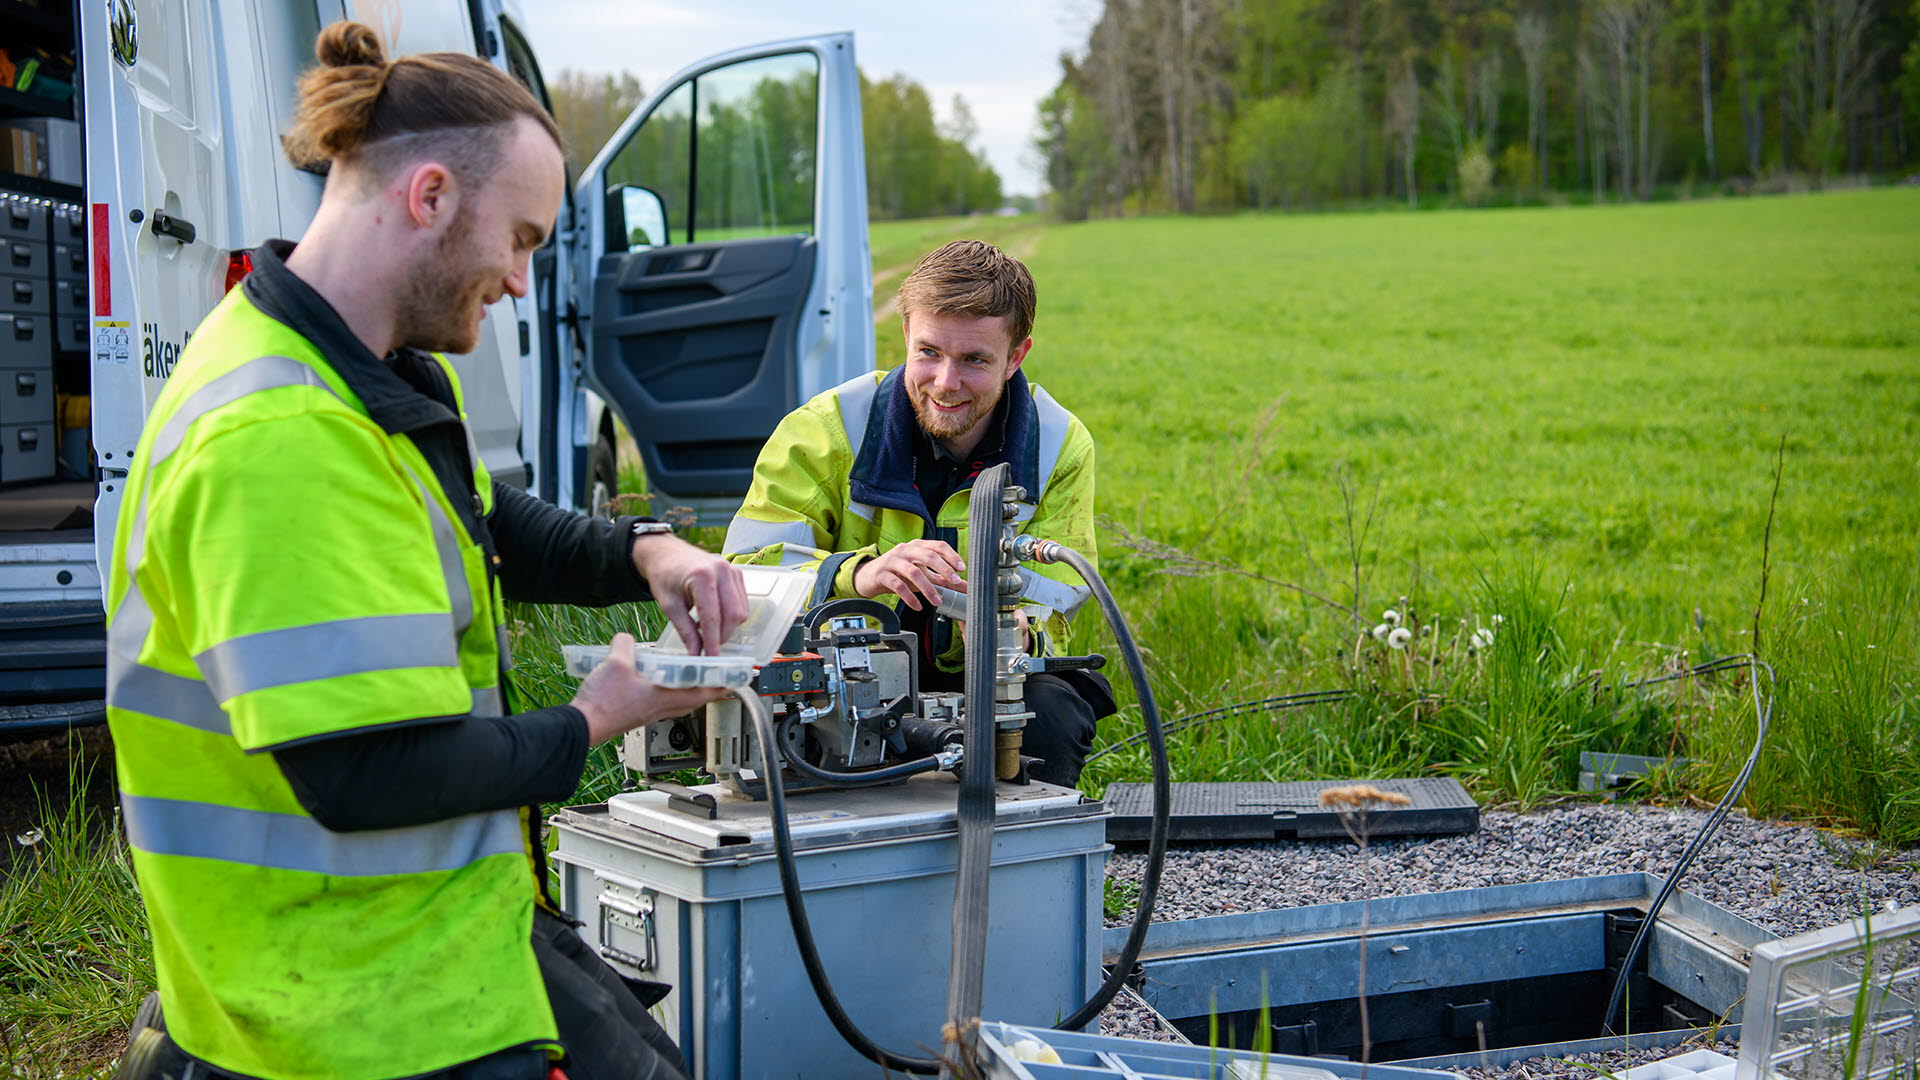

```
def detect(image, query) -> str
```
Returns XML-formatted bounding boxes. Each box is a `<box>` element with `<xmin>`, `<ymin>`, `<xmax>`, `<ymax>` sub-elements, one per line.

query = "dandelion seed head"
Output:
<box><xmin>1388</xmin><ymin>627</ymin><xmax>1413</xmax><ymax>649</ymax></box>
<box><xmin>1372</xmin><ymin>623</ymin><xmax>1390</xmax><ymax>641</ymax></box>
<box><xmin>1382</xmin><ymin>609</ymin><xmax>1401</xmax><ymax>626</ymax></box>
<box><xmin>1319</xmin><ymin>783</ymin><xmax>1414</xmax><ymax>809</ymax></box>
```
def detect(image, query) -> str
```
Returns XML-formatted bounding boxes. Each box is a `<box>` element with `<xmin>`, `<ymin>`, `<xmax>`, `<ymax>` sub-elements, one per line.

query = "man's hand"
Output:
<box><xmin>572</xmin><ymin>633</ymin><xmax>731</xmax><ymax>745</ymax></box>
<box><xmin>854</xmin><ymin>538</ymin><xmax>966</xmax><ymax>611</ymax></box>
<box><xmin>632</xmin><ymin>533</ymin><xmax>749</xmax><ymax>655</ymax></box>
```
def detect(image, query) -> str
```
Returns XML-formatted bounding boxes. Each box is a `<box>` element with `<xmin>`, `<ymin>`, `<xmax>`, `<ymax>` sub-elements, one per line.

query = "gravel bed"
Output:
<box><xmin>1091</xmin><ymin>803</ymin><xmax>1920</xmax><ymax>1077</ymax></box>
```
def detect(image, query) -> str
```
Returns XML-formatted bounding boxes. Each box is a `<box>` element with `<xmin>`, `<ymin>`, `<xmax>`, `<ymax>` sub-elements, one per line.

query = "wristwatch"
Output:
<box><xmin>631</xmin><ymin>519</ymin><xmax>675</xmax><ymax>538</ymax></box>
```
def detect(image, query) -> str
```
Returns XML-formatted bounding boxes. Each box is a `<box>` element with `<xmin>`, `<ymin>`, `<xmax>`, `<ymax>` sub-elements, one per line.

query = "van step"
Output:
<box><xmin>0</xmin><ymin>600</ymin><xmax>105</xmax><ymax>633</ymax></box>
<box><xmin>0</xmin><ymin>698</ymin><xmax>106</xmax><ymax>734</ymax></box>
<box><xmin>1102</xmin><ymin>778</ymin><xmax>1479</xmax><ymax>844</ymax></box>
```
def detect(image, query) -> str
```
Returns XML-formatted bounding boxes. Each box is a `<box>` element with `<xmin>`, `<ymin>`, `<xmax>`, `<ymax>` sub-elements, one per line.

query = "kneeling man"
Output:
<box><xmin>723</xmin><ymin>240</ymin><xmax>1114</xmax><ymax>786</ymax></box>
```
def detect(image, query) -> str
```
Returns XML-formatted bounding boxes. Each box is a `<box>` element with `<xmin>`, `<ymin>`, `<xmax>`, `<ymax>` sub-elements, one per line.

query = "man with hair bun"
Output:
<box><xmin>108</xmin><ymin>21</ymin><xmax>725</xmax><ymax>1080</ymax></box>
<box><xmin>724</xmin><ymin>240</ymin><xmax>1114</xmax><ymax>788</ymax></box>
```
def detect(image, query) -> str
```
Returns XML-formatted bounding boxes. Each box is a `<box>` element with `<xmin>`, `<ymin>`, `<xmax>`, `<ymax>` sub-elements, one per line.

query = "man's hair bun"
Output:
<box><xmin>285</xmin><ymin>20</ymin><xmax>562</xmax><ymax>179</ymax></box>
<box><xmin>315</xmin><ymin>21</ymin><xmax>386</xmax><ymax>68</ymax></box>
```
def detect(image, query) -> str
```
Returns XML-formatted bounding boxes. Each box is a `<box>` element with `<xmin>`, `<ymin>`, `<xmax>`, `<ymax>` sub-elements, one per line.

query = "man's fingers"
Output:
<box><xmin>931</xmin><ymin>542</ymin><xmax>967</xmax><ymax>582</ymax></box>
<box><xmin>686</xmin><ymin>574</ymin><xmax>723</xmax><ymax>655</ymax></box>
<box><xmin>659</xmin><ymin>592</ymin><xmax>703</xmax><ymax>657</ymax></box>
<box><xmin>882</xmin><ymin>568</ymin><xmax>924</xmax><ymax>610</ymax></box>
<box><xmin>897</xmin><ymin>562</ymin><xmax>950</xmax><ymax>610</ymax></box>
<box><xmin>716</xmin><ymin>563</ymin><xmax>749</xmax><ymax>640</ymax></box>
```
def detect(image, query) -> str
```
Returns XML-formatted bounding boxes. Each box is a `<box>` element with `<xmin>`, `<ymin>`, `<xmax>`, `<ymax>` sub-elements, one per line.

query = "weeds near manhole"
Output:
<box><xmin>1319</xmin><ymin>783</ymin><xmax>1413</xmax><ymax>1075</ymax></box>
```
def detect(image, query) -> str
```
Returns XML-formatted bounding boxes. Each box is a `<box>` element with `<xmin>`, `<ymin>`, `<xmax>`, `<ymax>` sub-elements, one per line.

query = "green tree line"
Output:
<box><xmin>1038</xmin><ymin>0</ymin><xmax>1920</xmax><ymax>218</ymax></box>
<box><xmin>548</xmin><ymin>67</ymin><xmax>1002</xmax><ymax>225</ymax></box>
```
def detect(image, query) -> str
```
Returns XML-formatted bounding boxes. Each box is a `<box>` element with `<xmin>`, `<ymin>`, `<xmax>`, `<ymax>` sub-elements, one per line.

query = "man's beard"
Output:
<box><xmin>909</xmin><ymin>379</ymin><xmax>1002</xmax><ymax>446</ymax></box>
<box><xmin>393</xmin><ymin>216</ymin><xmax>488</xmax><ymax>355</ymax></box>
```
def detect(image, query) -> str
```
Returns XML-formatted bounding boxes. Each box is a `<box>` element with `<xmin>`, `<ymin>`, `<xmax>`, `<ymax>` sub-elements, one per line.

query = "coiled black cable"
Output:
<box><xmin>1048</xmin><ymin>543</ymin><xmax>1170</xmax><ymax>1031</ymax></box>
<box><xmin>738</xmin><ymin>689</ymin><xmax>944</xmax><ymax>1074</ymax></box>
<box><xmin>1600</xmin><ymin>654</ymin><xmax>1775</xmax><ymax>1036</ymax></box>
<box><xmin>775</xmin><ymin>711</ymin><xmax>946</xmax><ymax>788</ymax></box>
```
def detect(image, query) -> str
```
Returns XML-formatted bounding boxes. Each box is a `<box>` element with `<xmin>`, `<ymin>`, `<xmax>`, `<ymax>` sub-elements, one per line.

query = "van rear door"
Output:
<box><xmin>83</xmin><ymin>0</ymin><xmax>266</xmax><ymax>572</ymax></box>
<box><xmin>570</xmin><ymin>34</ymin><xmax>872</xmax><ymax>523</ymax></box>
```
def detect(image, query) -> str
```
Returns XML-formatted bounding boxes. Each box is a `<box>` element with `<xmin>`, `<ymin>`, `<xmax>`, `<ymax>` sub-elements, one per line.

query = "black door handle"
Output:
<box><xmin>152</xmin><ymin>212</ymin><xmax>197</xmax><ymax>244</ymax></box>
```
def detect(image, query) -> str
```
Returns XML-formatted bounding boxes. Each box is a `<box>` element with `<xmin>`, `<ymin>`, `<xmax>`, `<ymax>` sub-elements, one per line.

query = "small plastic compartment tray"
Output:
<box><xmin>562</xmin><ymin>565</ymin><xmax>814</xmax><ymax>689</ymax></box>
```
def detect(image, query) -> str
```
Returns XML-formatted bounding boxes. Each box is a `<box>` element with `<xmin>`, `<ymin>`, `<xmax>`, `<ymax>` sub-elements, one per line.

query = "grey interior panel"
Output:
<box><xmin>590</xmin><ymin>234</ymin><xmax>816</xmax><ymax>501</ymax></box>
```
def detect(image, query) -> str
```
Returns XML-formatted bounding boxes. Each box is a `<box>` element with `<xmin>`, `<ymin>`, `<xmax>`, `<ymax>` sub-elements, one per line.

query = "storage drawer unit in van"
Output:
<box><xmin>0</xmin><ymin>313</ymin><xmax>52</xmax><ymax>366</ymax></box>
<box><xmin>52</xmin><ymin>241</ymin><xmax>85</xmax><ymax>283</ymax></box>
<box><xmin>0</xmin><ymin>364</ymin><xmax>54</xmax><ymax>427</ymax></box>
<box><xmin>0</xmin><ymin>201</ymin><xmax>46</xmax><ymax>243</ymax></box>
<box><xmin>0</xmin><ymin>422</ymin><xmax>56</xmax><ymax>483</ymax></box>
<box><xmin>4</xmin><ymin>240</ymin><xmax>47</xmax><ymax>280</ymax></box>
<box><xmin>0</xmin><ymin>275</ymin><xmax>48</xmax><ymax>315</ymax></box>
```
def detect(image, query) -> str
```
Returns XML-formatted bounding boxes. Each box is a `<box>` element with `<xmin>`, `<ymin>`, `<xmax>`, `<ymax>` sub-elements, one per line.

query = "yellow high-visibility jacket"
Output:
<box><xmin>723</xmin><ymin>367</ymin><xmax>1097</xmax><ymax>668</ymax></box>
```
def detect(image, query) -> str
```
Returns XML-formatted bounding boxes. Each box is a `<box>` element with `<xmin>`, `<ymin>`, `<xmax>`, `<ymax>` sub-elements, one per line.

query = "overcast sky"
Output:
<box><xmin>517</xmin><ymin>0</ymin><xmax>1092</xmax><ymax>198</ymax></box>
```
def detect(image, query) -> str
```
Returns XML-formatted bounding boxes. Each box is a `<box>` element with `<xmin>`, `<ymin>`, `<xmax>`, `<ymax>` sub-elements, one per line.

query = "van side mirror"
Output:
<box><xmin>607</xmin><ymin>185</ymin><xmax>670</xmax><ymax>251</ymax></box>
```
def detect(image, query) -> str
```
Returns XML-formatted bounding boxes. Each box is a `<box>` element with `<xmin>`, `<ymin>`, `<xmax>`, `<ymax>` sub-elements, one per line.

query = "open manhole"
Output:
<box><xmin>1112</xmin><ymin>874</ymin><xmax>1773</xmax><ymax>1069</ymax></box>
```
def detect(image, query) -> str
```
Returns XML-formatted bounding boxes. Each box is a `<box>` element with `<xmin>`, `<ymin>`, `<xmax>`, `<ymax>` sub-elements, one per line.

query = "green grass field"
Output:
<box><xmin>1019</xmin><ymin>189</ymin><xmax>1919</xmax><ymax>830</ymax></box>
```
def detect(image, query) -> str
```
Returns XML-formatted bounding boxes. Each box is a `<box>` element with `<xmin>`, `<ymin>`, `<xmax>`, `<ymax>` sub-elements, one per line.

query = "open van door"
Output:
<box><xmin>568</xmin><ymin>33</ymin><xmax>872</xmax><ymax>523</ymax></box>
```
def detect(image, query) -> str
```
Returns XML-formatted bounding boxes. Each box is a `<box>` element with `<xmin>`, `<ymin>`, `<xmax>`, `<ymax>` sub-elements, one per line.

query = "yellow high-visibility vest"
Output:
<box><xmin>105</xmin><ymin>286</ymin><xmax>557</xmax><ymax>1079</ymax></box>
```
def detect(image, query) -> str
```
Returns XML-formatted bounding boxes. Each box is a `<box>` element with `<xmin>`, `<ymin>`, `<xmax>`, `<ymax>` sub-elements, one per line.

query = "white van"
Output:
<box><xmin>0</xmin><ymin>0</ymin><xmax>873</xmax><ymax>736</ymax></box>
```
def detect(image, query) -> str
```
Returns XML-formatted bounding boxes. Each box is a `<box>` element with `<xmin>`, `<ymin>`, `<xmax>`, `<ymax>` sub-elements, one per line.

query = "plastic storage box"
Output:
<box><xmin>551</xmin><ymin>776</ymin><xmax>1110</xmax><ymax>1080</ymax></box>
<box><xmin>562</xmin><ymin>564</ymin><xmax>814</xmax><ymax>688</ymax></box>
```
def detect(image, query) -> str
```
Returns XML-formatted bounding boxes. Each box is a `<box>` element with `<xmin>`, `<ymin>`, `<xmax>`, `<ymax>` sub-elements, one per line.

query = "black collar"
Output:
<box><xmin>242</xmin><ymin>240</ymin><xmax>462</xmax><ymax>435</ymax></box>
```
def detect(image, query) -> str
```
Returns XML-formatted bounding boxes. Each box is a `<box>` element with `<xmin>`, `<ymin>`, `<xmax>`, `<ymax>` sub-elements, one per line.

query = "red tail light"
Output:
<box><xmin>224</xmin><ymin>250</ymin><xmax>253</xmax><ymax>294</ymax></box>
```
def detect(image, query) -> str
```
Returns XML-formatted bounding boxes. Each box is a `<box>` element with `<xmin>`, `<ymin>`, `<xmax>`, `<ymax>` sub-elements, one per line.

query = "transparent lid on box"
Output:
<box><xmin>561</xmin><ymin>566</ymin><xmax>815</xmax><ymax>689</ymax></box>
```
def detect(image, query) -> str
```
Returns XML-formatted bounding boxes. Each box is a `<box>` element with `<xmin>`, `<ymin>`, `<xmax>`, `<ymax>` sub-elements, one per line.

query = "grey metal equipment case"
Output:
<box><xmin>551</xmin><ymin>776</ymin><xmax>1111</xmax><ymax>1080</ymax></box>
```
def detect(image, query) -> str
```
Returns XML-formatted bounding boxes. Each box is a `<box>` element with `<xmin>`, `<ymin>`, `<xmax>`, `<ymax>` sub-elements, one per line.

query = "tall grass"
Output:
<box><xmin>0</xmin><ymin>750</ymin><xmax>151</xmax><ymax>1077</ymax></box>
<box><xmin>1743</xmin><ymin>555</ymin><xmax>1920</xmax><ymax>846</ymax></box>
<box><xmin>506</xmin><ymin>598</ymin><xmax>669</xmax><ymax>809</ymax></box>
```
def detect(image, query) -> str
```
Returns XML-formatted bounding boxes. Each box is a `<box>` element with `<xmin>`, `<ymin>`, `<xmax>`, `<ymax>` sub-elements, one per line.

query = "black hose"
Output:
<box><xmin>738</xmin><ymin>690</ymin><xmax>943</xmax><ymax>1074</ymax></box>
<box><xmin>1085</xmin><ymin>688</ymin><xmax>1356</xmax><ymax>764</ymax></box>
<box><xmin>943</xmin><ymin>462</ymin><xmax>1008</xmax><ymax>1072</ymax></box>
<box><xmin>1049</xmin><ymin>543</ymin><xmax>1170</xmax><ymax>1031</ymax></box>
<box><xmin>1600</xmin><ymin>654</ymin><xmax>1775</xmax><ymax>1036</ymax></box>
<box><xmin>776</xmin><ymin>711</ymin><xmax>945</xmax><ymax>788</ymax></box>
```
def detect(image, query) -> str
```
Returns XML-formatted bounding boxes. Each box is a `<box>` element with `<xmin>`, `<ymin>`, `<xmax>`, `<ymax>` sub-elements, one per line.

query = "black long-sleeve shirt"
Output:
<box><xmin>243</xmin><ymin>242</ymin><xmax>652</xmax><ymax>833</ymax></box>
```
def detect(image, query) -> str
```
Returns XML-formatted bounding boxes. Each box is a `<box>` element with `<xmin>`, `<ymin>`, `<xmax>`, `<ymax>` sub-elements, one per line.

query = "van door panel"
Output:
<box><xmin>590</xmin><ymin>235</ymin><xmax>814</xmax><ymax>495</ymax></box>
<box><xmin>575</xmin><ymin>35</ymin><xmax>872</xmax><ymax>515</ymax></box>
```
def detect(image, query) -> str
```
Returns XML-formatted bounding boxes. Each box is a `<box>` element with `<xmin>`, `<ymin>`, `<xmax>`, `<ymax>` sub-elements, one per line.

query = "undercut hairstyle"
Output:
<box><xmin>282</xmin><ymin>21</ymin><xmax>562</xmax><ymax>189</ymax></box>
<box><xmin>897</xmin><ymin>240</ymin><xmax>1037</xmax><ymax>350</ymax></box>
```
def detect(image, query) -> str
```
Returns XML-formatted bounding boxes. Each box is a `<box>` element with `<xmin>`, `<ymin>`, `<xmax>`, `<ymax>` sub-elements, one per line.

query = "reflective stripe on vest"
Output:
<box><xmin>122</xmin><ymin>793</ymin><xmax>523</xmax><ymax>877</ymax></box>
<box><xmin>108</xmin><ymin>356</ymin><xmax>486</xmax><ymax>733</ymax></box>
<box><xmin>1031</xmin><ymin>384</ymin><xmax>1073</xmax><ymax>505</ymax></box>
<box><xmin>718</xmin><ymin>511</ymin><xmax>814</xmax><ymax>553</ymax></box>
<box><xmin>194</xmin><ymin>613</ymin><xmax>461</xmax><ymax>704</ymax></box>
<box><xmin>834</xmin><ymin>373</ymin><xmax>884</xmax><ymax>522</ymax></box>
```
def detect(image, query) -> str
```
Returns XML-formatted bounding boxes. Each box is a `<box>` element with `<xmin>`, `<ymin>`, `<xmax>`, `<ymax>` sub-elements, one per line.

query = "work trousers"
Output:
<box><xmin>132</xmin><ymin>910</ymin><xmax>688</xmax><ymax>1080</ymax></box>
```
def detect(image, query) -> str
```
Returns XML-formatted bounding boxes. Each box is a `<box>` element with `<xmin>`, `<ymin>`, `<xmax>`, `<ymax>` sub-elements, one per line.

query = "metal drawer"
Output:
<box><xmin>0</xmin><ymin>314</ymin><xmax>51</xmax><ymax>367</ymax></box>
<box><xmin>0</xmin><ymin>200</ymin><xmax>47</xmax><ymax>242</ymax></box>
<box><xmin>0</xmin><ymin>364</ymin><xmax>54</xmax><ymax>426</ymax></box>
<box><xmin>51</xmin><ymin>242</ymin><xmax>85</xmax><ymax>283</ymax></box>
<box><xmin>0</xmin><ymin>275</ymin><xmax>48</xmax><ymax>315</ymax></box>
<box><xmin>51</xmin><ymin>277</ymin><xmax>85</xmax><ymax>315</ymax></box>
<box><xmin>0</xmin><ymin>423</ymin><xmax>55</xmax><ymax>483</ymax></box>
<box><xmin>50</xmin><ymin>205</ymin><xmax>83</xmax><ymax>245</ymax></box>
<box><xmin>3</xmin><ymin>241</ymin><xmax>46</xmax><ymax>278</ymax></box>
<box><xmin>55</xmin><ymin>314</ymin><xmax>83</xmax><ymax>353</ymax></box>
